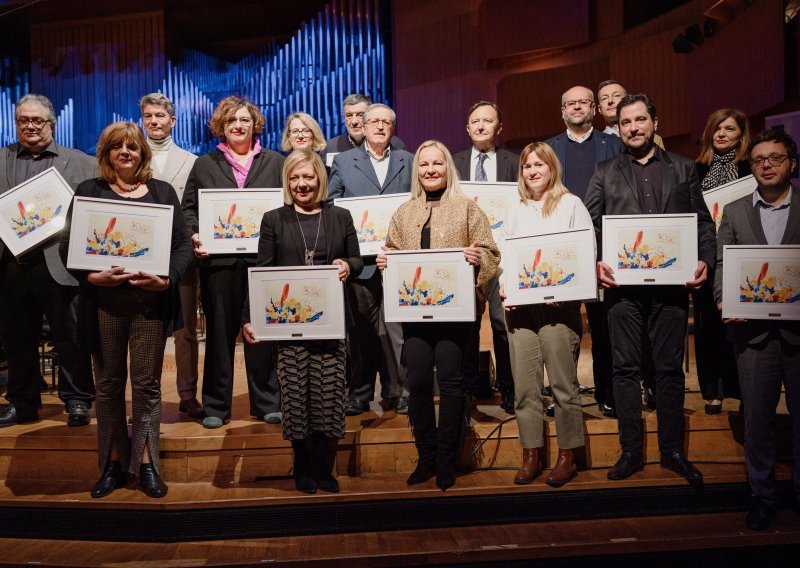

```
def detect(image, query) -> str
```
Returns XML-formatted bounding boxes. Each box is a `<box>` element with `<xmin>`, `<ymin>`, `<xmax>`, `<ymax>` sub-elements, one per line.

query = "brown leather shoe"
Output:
<box><xmin>546</xmin><ymin>448</ymin><xmax>577</xmax><ymax>487</ymax></box>
<box><xmin>179</xmin><ymin>398</ymin><xmax>204</xmax><ymax>419</ymax></box>
<box><xmin>514</xmin><ymin>447</ymin><xmax>542</xmax><ymax>485</ymax></box>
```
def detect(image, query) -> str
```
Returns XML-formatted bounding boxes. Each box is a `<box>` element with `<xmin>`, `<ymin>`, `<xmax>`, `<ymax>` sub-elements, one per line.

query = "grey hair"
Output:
<box><xmin>16</xmin><ymin>94</ymin><xmax>57</xmax><ymax>127</ymax></box>
<box><xmin>342</xmin><ymin>93</ymin><xmax>372</xmax><ymax>111</ymax></box>
<box><xmin>139</xmin><ymin>93</ymin><xmax>176</xmax><ymax>117</ymax></box>
<box><xmin>363</xmin><ymin>103</ymin><xmax>396</xmax><ymax>128</ymax></box>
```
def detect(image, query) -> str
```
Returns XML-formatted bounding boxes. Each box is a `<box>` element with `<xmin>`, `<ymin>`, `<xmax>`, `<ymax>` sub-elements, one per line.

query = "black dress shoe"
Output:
<box><xmin>643</xmin><ymin>387</ymin><xmax>656</xmax><ymax>410</ymax></box>
<box><xmin>91</xmin><ymin>460</ymin><xmax>127</xmax><ymax>498</ymax></box>
<box><xmin>500</xmin><ymin>393</ymin><xmax>515</xmax><ymax>414</ymax></box>
<box><xmin>395</xmin><ymin>396</ymin><xmax>409</xmax><ymax>415</ymax></box>
<box><xmin>345</xmin><ymin>399</ymin><xmax>369</xmax><ymax>416</ymax></box>
<box><xmin>0</xmin><ymin>403</ymin><xmax>36</xmax><ymax>428</ymax></box>
<box><xmin>139</xmin><ymin>463</ymin><xmax>168</xmax><ymax>498</ymax></box>
<box><xmin>544</xmin><ymin>402</ymin><xmax>555</xmax><ymax>418</ymax></box>
<box><xmin>746</xmin><ymin>497</ymin><xmax>774</xmax><ymax>530</ymax></box>
<box><xmin>607</xmin><ymin>451</ymin><xmax>644</xmax><ymax>480</ymax></box>
<box><xmin>598</xmin><ymin>402</ymin><xmax>616</xmax><ymax>417</ymax></box>
<box><xmin>660</xmin><ymin>451</ymin><xmax>702</xmax><ymax>481</ymax></box>
<box><xmin>704</xmin><ymin>403</ymin><xmax>722</xmax><ymax>415</ymax></box>
<box><xmin>66</xmin><ymin>401</ymin><xmax>91</xmax><ymax>427</ymax></box>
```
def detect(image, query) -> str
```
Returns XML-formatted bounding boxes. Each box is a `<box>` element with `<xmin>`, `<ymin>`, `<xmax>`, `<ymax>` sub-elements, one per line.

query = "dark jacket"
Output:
<box><xmin>696</xmin><ymin>159</ymin><xmax>752</xmax><ymax>186</ymax></box>
<box><xmin>452</xmin><ymin>146</ymin><xmax>519</xmax><ymax>183</ymax></box>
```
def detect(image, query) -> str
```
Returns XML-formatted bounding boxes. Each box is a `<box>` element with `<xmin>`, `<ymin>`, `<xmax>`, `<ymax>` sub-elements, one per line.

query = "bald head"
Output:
<box><xmin>560</xmin><ymin>85</ymin><xmax>595</xmax><ymax>135</ymax></box>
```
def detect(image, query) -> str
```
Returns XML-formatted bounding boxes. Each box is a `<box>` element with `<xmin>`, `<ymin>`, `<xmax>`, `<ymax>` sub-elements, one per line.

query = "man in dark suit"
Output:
<box><xmin>546</xmin><ymin>86</ymin><xmax>623</xmax><ymax>417</ymax></box>
<box><xmin>453</xmin><ymin>100</ymin><xmax>517</xmax><ymax>412</ymax></box>
<box><xmin>584</xmin><ymin>93</ymin><xmax>716</xmax><ymax>481</ymax></box>
<box><xmin>714</xmin><ymin>129</ymin><xmax>800</xmax><ymax>530</ymax></box>
<box><xmin>328</xmin><ymin>103</ymin><xmax>413</xmax><ymax>415</ymax></box>
<box><xmin>0</xmin><ymin>94</ymin><xmax>95</xmax><ymax>427</ymax></box>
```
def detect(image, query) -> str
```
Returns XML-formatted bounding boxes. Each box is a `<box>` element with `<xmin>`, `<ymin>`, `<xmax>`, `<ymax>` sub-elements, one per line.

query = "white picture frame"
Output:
<box><xmin>66</xmin><ymin>196</ymin><xmax>173</xmax><ymax>276</ymax></box>
<box><xmin>702</xmin><ymin>175</ymin><xmax>757</xmax><ymax>233</ymax></box>
<box><xmin>383</xmin><ymin>248</ymin><xmax>476</xmax><ymax>322</ymax></box>
<box><xmin>460</xmin><ymin>182</ymin><xmax>518</xmax><ymax>242</ymax></box>
<box><xmin>248</xmin><ymin>265</ymin><xmax>345</xmax><ymax>340</ymax></box>
<box><xmin>198</xmin><ymin>188</ymin><xmax>283</xmax><ymax>254</ymax></box>
<box><xmin>334</xmin><ymin>193</ymin><xmax>410</xmax><ymax>256</ymax></box>
<box><xmin>503</xmin><ymin>228</ymin><xmax>598</xmax><ymax>306</ymax></box>
<box><xmin>721</xmin><ymin>245</ymin><xmax>800</xmax><ymax>321</ymax></box>
<box><xmin>602</xmin><ymin>214</ymin><xmax>698</xmax><ymax>285</ymax></box>
<box><xmin>0</xmin><ymin>167</ymin><xmax>73</xmax><ymax>257</ymax></box>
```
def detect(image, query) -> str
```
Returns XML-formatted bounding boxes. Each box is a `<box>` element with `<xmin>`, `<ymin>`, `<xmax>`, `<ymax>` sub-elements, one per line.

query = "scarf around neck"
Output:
<box><xmin>218</xmin><ymin>139</ymin><xmax>261</xmax><ymax>188</ymax></box>
<box><xmin>701</xmin><ymin>148</ymin><xmax>738</xmax><ymax>191</ymax></box>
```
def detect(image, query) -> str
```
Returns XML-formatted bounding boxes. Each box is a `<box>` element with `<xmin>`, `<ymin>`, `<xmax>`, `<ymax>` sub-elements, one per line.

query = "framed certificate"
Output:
<box><xmin>334</xmin><ymin>193</ymin><xmax>410</xmax><ymax>256</ymax></box>
<box><xmin>198</xmin><ymin>188</ymin><xmax>283</xmax><ymax>254</ymax></box>
<box><xmin>702</xmin><ymin>175</ymin><xmax>757</xmax><ymax>232</ymax></box>
<box><xmin>503</xmin><ymin>227</ymin><xmax>597</xmax><ymax>306</ymax></box>
<box><xmin>248</xmin><ymin>265</ymin><xmax>345</xmax><ymax>340</ymax></box>
<box><xmin>0</xmin><ymin>167</ymin><xmax>73</xmax><ymax>257</ymax></box>
<box><xmin>602</xmin><ymin>214</ymin><xmax>698</xmax><ymax>285</ymax></box>
<box><xmin>66</xmin><ymin>196</ymin><xmax>174</xmax><ymax>276</ymax></box>
<box><xmin>383</xmin><ymin>248</ymin><xmax>476</xmax><ymax>322</ymax></box>
<box><xmin>721</xmin><ymin>245</ymin><xmax>800</xmax><ymax>320</ymax></box>
<box><xmin>460</xmin><ymin>182</ymin><xmax>518</xmax><ymax>241</ymax></box>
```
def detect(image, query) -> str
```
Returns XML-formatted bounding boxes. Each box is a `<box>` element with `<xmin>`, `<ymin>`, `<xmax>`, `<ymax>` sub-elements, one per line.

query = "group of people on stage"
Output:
<box><xmin>0</xmin><ymin>84</ymin><xmax>797</xmax><ymax>532</ymax></box>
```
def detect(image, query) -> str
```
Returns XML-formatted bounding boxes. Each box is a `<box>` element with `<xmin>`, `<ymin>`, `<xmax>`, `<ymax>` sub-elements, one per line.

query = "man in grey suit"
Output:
<box><xmin>328</xmin><ymin>103</ymin><xmax>412</xmax><ymax>415</ymax></box>
<box><xmin>715</xmin><ymin>129</ymin><xmax>800</xmax><ymax>530</ymax></box>
<box><xmin>140</xmin><ymin>93</ymin><xmax>201</xmax><ymax>419</ymax></box>
<box><xmin>0</xmin><ymin>94</ymin><xmax>95</xmax><ymax>427</ymax></box>
<box><xmin>453</xmin><ymin>100</ymin><xmax>517</xmax><ymax>412</ymax></box>
<box><xmin>585</xmin><ymin>93</ymin><xmax>716</xmax><ymax>482</ymax></box>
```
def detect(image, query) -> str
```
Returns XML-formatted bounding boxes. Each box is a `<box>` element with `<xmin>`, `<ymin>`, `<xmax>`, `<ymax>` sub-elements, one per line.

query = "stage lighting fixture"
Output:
<box><xmin>685</xmin><ymin>23</ymin><xmax>705</xmax><ymax>46</ymax></box>
<box><xmin>672</xmin><ymin>33</ymin><xmax>694</xmax><ymax>53</ymax></box>
<box><xmin>703</xmin><ymin>17</ymin><xmax>717</xmax><ymax>38</ymax></box>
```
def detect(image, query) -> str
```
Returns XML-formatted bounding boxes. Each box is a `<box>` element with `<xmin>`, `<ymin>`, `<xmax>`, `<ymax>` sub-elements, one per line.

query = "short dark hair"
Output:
<box><xmin>597</xmin><ymin>79</ymin><xmax>625</xmax><ymax>93</ymax></box>
<box><xmin>342</xmin><ymin>93</ymin><xmax>372</xmax><ymax>109</ymax></box>
<box><xmin>617</xmin><ymin>93</ymin><xmax>657</xmax><ymax>122</ymax></box>
<box><xmin>747</xmin><ymin>128</ymin><xmax>798</xmax><ymax>162</ymax></box>
<box><xmin>466</xmin><ymin>100</ymin><xmax>503</xmax><ymax>125</ymax></box>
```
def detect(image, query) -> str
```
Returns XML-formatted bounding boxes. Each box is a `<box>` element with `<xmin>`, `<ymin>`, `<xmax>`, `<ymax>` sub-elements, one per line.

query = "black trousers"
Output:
<box><xmin>403</xmin><ymin>321</ymin><xmax>471</xmax><ymax>398</ymax></box>
<box><xmin>199</xmin><ymin>259</ymin><xmax>279</xmax><ymax>420</ymax></box>
<box><xmin>606</xmin><ymin>286</ymin><xmax>689</xmax><ymax>454</ymax></box>
<box><xmin>0</xmin><ymin>249</ymin><xmax>94</xmax><ymax>418</ymax></box>
<box><xmin>693</xmin><ymin>282</ymin><xmax>740</xmax><ymax>401</ymax></box>
<box><xmin>585</xmin><ymin>300</ymin><xmax>613</xmax><ymax>406</ymax></box>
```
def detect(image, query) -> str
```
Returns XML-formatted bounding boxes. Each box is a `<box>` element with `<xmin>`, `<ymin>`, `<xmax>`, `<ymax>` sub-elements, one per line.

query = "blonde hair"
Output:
<box><xmin>96</xmin><ymin>122</ymin><xmax>152</xmax><ymax>184</ymax></box>
<box><xmin>410</xmin><ymin>140</ymin><xmax>465</xmax><ymax>202</ymax></box>
<box><xmin>517</xmin><ymin>142</ymin><xmax>570</xmax><ymax>218</ymax></box>
<box><xmin>280</xmin><ymin>112</ymin><xmax>326</xmax><ymax>153</ymax></box>
<box><xmin>281</xmin><ymin>150</ymin><xmax>329</xmax><ymax>205</ymax></box>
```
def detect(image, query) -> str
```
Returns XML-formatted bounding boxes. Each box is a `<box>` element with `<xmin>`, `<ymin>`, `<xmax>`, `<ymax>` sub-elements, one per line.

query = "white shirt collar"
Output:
<box><xmin>566</xmin><ymin>127</ymin><xmax>594</xmax><ymax>144</ymax></box>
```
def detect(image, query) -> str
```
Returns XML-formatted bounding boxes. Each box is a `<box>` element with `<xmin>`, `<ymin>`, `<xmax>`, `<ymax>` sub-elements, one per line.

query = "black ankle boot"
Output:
<box><xmin>139</xmin><ymin>463</ymin><xmax>168</xmax><ymax>498</ymax></box>
<box><xmin>292</xmin><ymin>439</ymin><xmax>317</xmax><ymax>494</ymax></box>
<box><xmin>91</xmin><ymin>460</ymin><xmax>127</xmax><ymax>498</ymax></box>
<box><xmin>312</xmin><ymin>432</ymin><xmax>340</xmax><ymax>493</ymax></box>
<box><xmin>436</xmin><ymin>394</ymin><xmax>466</xmax><ymax>491</ymax></box>
<box><xmin>407</xmin><ymin>397</ymin><xmax>437</xmax><ymax>485</ymax></box>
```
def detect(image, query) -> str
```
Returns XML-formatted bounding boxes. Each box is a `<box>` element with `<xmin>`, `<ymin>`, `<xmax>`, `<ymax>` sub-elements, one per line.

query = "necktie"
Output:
<box><xmin>475</xmin><ymin>152</ymin><xmax>488</xmax><ymax>182</ymax></box>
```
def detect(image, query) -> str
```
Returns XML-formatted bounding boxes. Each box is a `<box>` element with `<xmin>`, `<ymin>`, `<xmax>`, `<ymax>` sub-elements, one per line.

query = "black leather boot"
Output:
<box><xmin>312</xmin><ymin>432</ymin><xmax>340</xmax><ymax>493</ymax></box>
<box><xmin>91</xmin><ymin>460</ymin><xmax>127</xmax><ymax>498</ymax></box>
<box><xmin>406</xmin><ymin>397</ymin><xmax>437</xmax><ymax>485</ymax></box>
<box><xmin>139</xmin><ymin>463</ymin><xmax>168</xmax><ymax>498</ymax></box>
<box><xmin>292</xmin><ymin>439</ymin><xmax>317</xmax><ymax>494</ymax></box>
<box><xmin>435</xmin><ymin>394</ymin><xmax>466</xmax><ymax>491</ymax></box>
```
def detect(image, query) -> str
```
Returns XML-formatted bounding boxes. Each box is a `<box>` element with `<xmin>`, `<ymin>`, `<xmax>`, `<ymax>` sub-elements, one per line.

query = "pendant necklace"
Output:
<box><xmin>294</xmin><ymin>209</ymin><xmax>322</xmax><ymax>266</ymax></box>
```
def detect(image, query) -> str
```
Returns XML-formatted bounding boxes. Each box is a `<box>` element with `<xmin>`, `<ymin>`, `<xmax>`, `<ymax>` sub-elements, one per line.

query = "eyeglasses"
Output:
<box><xmin>561</xmin><ymin>99</ymin><xmax>593</xmax><ymax>109</ymax></box>
<box><xmin>750</xmin><ymin>154</ymin><xmax>789</xmax><ymax>169</ymax></box>
<box><xmin>366</xmin><ymin>118</ymin><xmax>392</xmax><ymax>127</ymax></box>
<box><xmin>289</xmin><ymin>128</ymin><xmax>312</xmax><ymax>138</ymax></box>
<box><xmin>226</xmin><ymin>117</ymin><xmax>253</xmax><ymax>127</ymax></box>
<box><xmin>16</xmin><ymin>117</ymin><xmax>48</xmax><ymax>129</ymax></box>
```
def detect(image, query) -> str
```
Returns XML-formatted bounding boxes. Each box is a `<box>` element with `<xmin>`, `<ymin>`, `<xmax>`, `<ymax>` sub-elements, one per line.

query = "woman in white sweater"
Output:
<box><xmin>499</xmin><ymin>141</ymin><xmax>593</xmax><ymax>488</ymax></box>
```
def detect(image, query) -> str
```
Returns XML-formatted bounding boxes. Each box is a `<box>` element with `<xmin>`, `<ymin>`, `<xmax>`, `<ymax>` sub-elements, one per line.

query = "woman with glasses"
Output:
<box><xmin>181</xmin><ymin>96</ymin><xmax>285</xmax><ymax>429</ymax></box>
<box><xmin>281</xmin><ymin>112</ymin><xmax>327</xmax><ymax>155</ymax></box>
<box><xmin>694</xmin><ymin>109</ymin><xmax>751</xmax><ymax>414</ymax></box>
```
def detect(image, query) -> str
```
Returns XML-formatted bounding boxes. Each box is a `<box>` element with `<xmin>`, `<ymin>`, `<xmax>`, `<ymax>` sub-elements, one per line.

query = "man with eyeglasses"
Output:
<box><xmin>714</xmin><ymin>128</ymin><xmax>800</xmax><ymax>530</ymax></box>
<box><xmin>545</xmin><ymin>86</ymin><xmax>623</xmax><ymax>418</ymax></box>
<box><xmin>328</xmin><ymin>103</ymin><xmax>412</xmax><ymax>416</ymax></box>
<box><xmin>322</xmin><ymin>93</ymin><xmax>405</xmax><ymax>166</ymax></box>
<box><xmin>0</xmin><ymin>93</ymin><xmax>96</xmax><ymax>427</ymax></box>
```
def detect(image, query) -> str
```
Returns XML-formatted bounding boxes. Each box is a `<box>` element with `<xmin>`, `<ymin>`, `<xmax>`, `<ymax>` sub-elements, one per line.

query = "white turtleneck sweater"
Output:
<box><xmin>147</xmin><ymin>135</ymin><xmax>173</xmax><ymax>177</ymax></box>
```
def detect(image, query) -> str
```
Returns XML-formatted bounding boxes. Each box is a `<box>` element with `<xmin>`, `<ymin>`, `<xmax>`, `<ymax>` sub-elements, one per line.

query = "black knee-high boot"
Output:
<box><xmin>312</xmin><ymin>431</ymin><xmax>340</xmax><ymax>493</ymax></box>
<box><xmin>407</xmin><ymin>396</ymin><xmax>437</xmax><ymax>485</ymax></box>
<box><xmin>436</xmin><ymin>394</ymin><xmax>466</xmax><ymax>491</ymax></box>
<box><xmin>291</xmin><ymin>439</ymin><xmax>316</xmax><ymax>494</ymax></box>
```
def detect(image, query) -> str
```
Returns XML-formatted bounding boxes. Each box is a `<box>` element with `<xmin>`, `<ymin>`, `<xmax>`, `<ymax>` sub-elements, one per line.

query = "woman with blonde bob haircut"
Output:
<box><xmin>280</xmin><ymin>112</ymin><xmax>327</xmax><ymax>154</ymax></box>
<box><xmin>281</xmin><ymin>149</ymin><xmax>329</xmax><ymax>205</ymax></box>
<box><xmin>499</xmin><ymin>141</ymin><xmax>593</xmax><ymax>488</ymax></box>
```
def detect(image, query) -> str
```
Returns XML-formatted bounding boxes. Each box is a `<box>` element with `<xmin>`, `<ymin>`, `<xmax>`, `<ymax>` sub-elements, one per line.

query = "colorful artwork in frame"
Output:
<box><xmin>383</xmin><ymin>248</ymin><xmax>476</xmax><ymax>322</ymax></box>
<box><xmin>722</xmin><ymin>246</ymin><xmax>800</xmax><ymax>320</ymax></box>
<box><xmin>702</xmin><ymin>175</ymin><xmax>757</xmax><ymax>232</ymax></box>
<box><xmin>248</xmin><ymin>266</ymin><xmax>345</xmax><ymax>339</ymax></box>
<box><xmin>334</xmin><ymin>193</ymin><xmax>410</xmax><ymax>255</ymax></box>
<box><xmin>66</xmin><ymin>196</ymin><xmax>173</xmax><ymax>276</ymax></box>
<box><xmin>460</xmin><ymin>182</ymin><xmax>518</xmax><ymax>241</ymax></box>
<box><xmin>602</xmin><ymin>214</ymin><xmax>698</xmax><ymax>285</ymax></box>
<box><xmin>503</xmin><ymin>228</ymin><xmax>597</xmax><ymax>306</ymax></box>
<box><xmin>199</xmin><ymin>188</ymin><xmax>283</xmax><ymax>254</ymax></box>
<box><xmin>0</xmin><ymin>167</ymin><xmax>73</xmax><ymax>257</ymax></box>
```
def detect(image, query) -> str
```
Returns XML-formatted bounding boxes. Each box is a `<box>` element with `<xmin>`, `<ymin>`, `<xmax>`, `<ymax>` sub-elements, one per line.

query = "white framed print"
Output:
<box><xmin>460</xmin><ymin>182</ymin><xmax>518</xmax><ymax>241</ymax></box>
<box><xmin>602</xmin><ymin>214</ymin><xmax>698</xmax><ymax>285</ymax></box>
<box><xmin>66</xmin><ymin>196</ymin><xmax>174</xmax><ymax>276</ymax></box>
<box><xmin>383</xmin><ymin>248</ymin><xmax>476</xmax><ymax>322</ymax></box>
<box><xmin>702</xmin><ymin>175</ymin><xmax>757</xmax><ymax>232</ymax></box>
<box><xmin>503</xmin><ymin>228</ymin><xmax>598</xmax><ymax>306</ymax></box>
<box><xmin>0</xmin><ymin>167</ymin><xmax>73</xmax><ymax>257</ymax></box>
<box><xmin>198</xmin><ymin>188</ymin><xmax>283</xmax><ymax>254</ymax></box>
<box><xmin>334</xmin><ymin>193</ymin><xmax>410</xmax><ymax>256</ymax></box>
<box><xmin>248</xmin><ymin>265</ymin><xmax>345</xmax><ymax>340</ymax></box>
<box><xmin>722</xmin><ymin>245</ymin><xmax>800</xmax><ymax>321</ymax></box>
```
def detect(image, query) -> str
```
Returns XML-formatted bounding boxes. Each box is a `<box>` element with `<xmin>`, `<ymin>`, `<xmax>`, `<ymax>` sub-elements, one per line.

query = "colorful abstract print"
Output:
<box><xmin>471</xmin><ymin>195</ymin><xmax>504</xmax><ymax>230</ymax></box>
<box><xmin>739</xmin><ymin>261</ymin><xmax>800</xmax><ymax>304</ymax></box>
<box><xmin>618</xmin><ymin>229</ymin><xmax>678</xmax><ymax>270</ymax></box>
<box><xmin>518</xmin><ymin>247</ymin><xmax>576</xmax><ymax>289</ymax></box>
<box><xmin>398</xmin><ymin>265</ymin><xmax>455</xmax><ymax>306</ymax></box>
<box><xmin>85</xmin><ymin>216</ymin><xmax>150</xmax><ymax>257</ymax></box>
<box><xmin>7</xmin><ymin>197</ymin><xmax>62</xmax><ymax>238</ymax></box>
<box><xmin>213</xmin><ymin>203</ymin><xmax>262</xmax><ymax>239</ymax></box>
<box><xmin>265</xmin><ymin>283</ymin><xmax>325</xmax><ymax>324</ymax></box>
<box><xmin>355</xmin><ymin>210</ymin><xmax>388</xmax><ymax>243</ymax></box>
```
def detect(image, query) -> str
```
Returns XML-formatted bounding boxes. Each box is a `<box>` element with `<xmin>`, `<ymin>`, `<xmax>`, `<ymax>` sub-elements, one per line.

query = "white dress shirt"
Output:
<box><xmin>469</xmin><ymin>146</ymin><xmax>498</xmax><ymax>182</ymax></box>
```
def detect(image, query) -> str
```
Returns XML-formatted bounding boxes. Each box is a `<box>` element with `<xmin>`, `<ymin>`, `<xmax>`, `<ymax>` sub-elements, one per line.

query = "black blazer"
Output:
<box><xmin>584</xmin><ymin>147</ymin><xmax>717</xmax><ymax>269</ymax></box>
<box><xmin>242</xmin><ymin>203</ymin><xmax>364</xmax><ymax>325</ymax></box>
<box><xmin>181</xmin><ymin>146</ymin><xmax>285</xmax><ymax>267</ymax></box>
<box><xmin>696</xmin><ymin>159</ymin><xmax>752</xmax><ymax>185</ymax></box>
<box><xmin>453</xmin><ymin>146</ymin><xmax>519</xmax><ymax>182</ymax></box>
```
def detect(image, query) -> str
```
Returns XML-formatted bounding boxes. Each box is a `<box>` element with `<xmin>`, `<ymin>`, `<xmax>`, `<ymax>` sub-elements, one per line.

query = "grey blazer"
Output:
<box><xmin>321</xmin><ymin>134</ymin><xmax>405</xmax><ymax>165</ymax></box>
<box><xmin>453</xmin><ymin>147</ymin><xmax>519</xmax><ymax>183</ymax></box>
<box><xmin>151</xmin><ymin>143</ymin><xmax>197</xmax><ymax>203</ymax></box>
<box><xmin>0</xmin><ymin>143</ymin><xmax>97</xmax><ymax>285</ymax></box>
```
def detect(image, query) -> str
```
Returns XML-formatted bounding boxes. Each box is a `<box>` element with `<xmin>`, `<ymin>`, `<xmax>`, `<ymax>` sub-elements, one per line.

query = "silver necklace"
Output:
<box><xmin>294</xmin><ymin>209</ymin><xmax>322</xmax><ymax>266</ymax></box>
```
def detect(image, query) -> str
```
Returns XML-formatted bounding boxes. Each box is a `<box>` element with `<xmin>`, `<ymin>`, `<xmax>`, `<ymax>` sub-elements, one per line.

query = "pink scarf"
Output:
<box><xmin>217</xmin><ymin>139</ymin><xmax>261</xmax><ymax>188</ymax></box>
